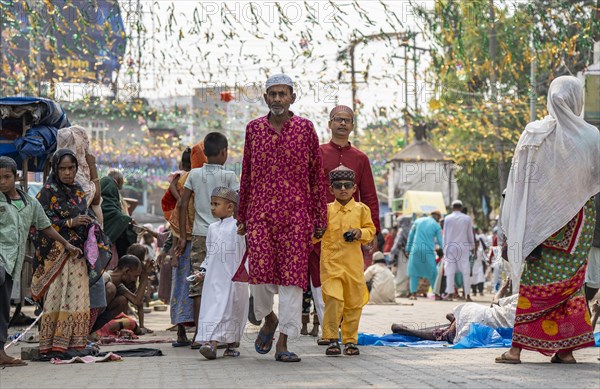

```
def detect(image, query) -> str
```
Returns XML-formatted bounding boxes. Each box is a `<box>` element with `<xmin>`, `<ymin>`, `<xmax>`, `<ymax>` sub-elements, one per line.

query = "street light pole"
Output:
<box><xmin>404</xmin><ymin>47</ymin><xmax>409</xmax><ymax>142</ymax></box>
<box><xmin>350</xmin><ymin>44</ymin><xmax>357</xmax><ymax>133</ymax></box>
<box><xmin>414</xmin><ymin>34</ymin><xmax>418</xmax><ymax>111</ymax></box>
<box><xmin>340</xmin><ymin>31</ymin><xmax>430</xmax><ymax>142</ymax></box>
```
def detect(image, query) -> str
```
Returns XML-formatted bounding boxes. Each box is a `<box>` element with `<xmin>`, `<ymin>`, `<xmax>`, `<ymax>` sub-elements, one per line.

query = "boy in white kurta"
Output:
<box><xmin>197</xmin><ymin>187</ymin><xmax>248</xmax><ymax>360</ymax></box>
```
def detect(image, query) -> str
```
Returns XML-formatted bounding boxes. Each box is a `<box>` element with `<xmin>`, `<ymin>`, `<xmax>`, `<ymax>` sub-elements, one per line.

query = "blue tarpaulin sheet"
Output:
<box><xmin>358</xmin><ymin>332</ymin><xmax>448</xmax><ymax>348</ymax></box>
<box><xmin>0</xmin><ymin>97</ymin><xmax>69</xmax><ymax>171</ymax></box>
<box><xmin>451</xmin><ymin>324</ymin><xmax>512</xmax><ymax>349</ymax></box>
<box><xmin>358</xmin><ymin>325</ymin><xmax>600</xmax><ymax>349</ymax></box>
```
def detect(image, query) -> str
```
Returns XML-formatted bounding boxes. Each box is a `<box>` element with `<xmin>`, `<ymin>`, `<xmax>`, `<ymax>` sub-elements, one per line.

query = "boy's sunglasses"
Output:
<box><xmin>331</xmin><ymin>181</ymin><xmax>354</xmax><ymax>190</ymax></box>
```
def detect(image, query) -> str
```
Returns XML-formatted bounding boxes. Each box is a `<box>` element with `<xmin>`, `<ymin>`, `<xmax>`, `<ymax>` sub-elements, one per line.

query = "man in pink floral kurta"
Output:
<box><xmin>237</xmin><ymin>74</ymin><xmax>327</xmax><ymax>362</ymax></box>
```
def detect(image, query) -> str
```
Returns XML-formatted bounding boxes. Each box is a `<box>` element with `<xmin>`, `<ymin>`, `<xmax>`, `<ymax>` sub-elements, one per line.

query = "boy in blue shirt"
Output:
<box><xmin>175</xmin><ymin>133</ymin><xmax>239</xmax><ymax>347</ymax></box>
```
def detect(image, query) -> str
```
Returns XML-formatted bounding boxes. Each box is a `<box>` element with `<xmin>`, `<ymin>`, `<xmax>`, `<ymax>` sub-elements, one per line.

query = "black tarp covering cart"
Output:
<box><xmin>0</xmin><ymin>97</ymin><xmax>71</xmax><ymax>323</ymax></box>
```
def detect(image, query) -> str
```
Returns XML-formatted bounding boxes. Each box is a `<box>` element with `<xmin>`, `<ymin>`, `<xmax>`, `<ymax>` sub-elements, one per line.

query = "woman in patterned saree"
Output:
<box><xmin>497</xmin><ymin>76</ymin><xmax>599</xmax><ymax>364</ymax></box>
<box><xmin>31</xmin><ymin>149</ymin><xmax>111</xmax><ymax>354</ymax></box>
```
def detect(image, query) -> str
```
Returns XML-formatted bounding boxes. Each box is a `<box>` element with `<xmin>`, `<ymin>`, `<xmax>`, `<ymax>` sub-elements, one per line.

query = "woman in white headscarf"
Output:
<box><xmin>56</xmin><ymin>126</ymin><xmax>103</xmax><ymax>225</ymax></box>
<box><xmin>496</xmin><ymin>76</ymin><xmax>599</xmax><ymax>364</ymax></box>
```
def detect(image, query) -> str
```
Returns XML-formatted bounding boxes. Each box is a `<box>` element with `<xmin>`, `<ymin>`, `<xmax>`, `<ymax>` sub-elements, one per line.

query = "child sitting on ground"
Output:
<box><xmin>197</xmin><ymin>187</ymin><xmax>249</xmax><ymax>360</ymax></box>
<box><xmin>314</xmin><ymin>165</ymin><xmax>376</xmax><ymax>357</ymax></box>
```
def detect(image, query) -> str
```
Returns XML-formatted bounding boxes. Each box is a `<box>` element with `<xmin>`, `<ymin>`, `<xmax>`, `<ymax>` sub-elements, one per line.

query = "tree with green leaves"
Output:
<box><xmin>404</xmin><ymin>0</ymin><xmax>599</xmax><ymax>227</ymax></box>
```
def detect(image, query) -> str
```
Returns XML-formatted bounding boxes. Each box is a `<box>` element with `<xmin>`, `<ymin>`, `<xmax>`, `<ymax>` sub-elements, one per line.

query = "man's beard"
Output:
<box><xmin>270</xmin><ymin>106</ymin><xmax>285</xmax><ymax>116</ymax></box>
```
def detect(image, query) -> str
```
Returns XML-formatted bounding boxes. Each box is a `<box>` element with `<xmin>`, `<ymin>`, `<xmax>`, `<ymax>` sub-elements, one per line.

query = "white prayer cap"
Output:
<box><xmin>452</xmin><ymin>200</ymin><xmax>463</xmax><ymax>207</ymax></box>
<box><xmin>265</xmin><ymin>74</ymin><xmax>293</xmax><ymax>90</ymax></box>
<box><xmin>372</xmin><ymin>251</ymin><xmax>386</xmax><ymax>263</ymax></box>
<box><xmin>382</xmin><ymin>229</ymin><xmax>390</xmax><ymax>235</ymax></box>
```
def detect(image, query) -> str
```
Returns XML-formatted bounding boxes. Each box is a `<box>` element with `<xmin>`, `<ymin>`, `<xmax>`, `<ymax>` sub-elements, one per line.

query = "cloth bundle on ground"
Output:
<box><xmin>98</xmin><ymin>336</ymin><xmax>173</xmax><ymax>346</ymax></box>
<box><xmin>33</xmin><ymin>347</ymin><xmax>163</xmax><ymax>362</ymax></box>
<box><xmin>100</xmin><ymin>348</ymin><xmax>164</xmax><ymax>358</ymax></box>
<box><xmin>0</xmin><ymin>97</ymin><xmax>70</xmax><ymax>171</ymax></box>
<box><xmin>50</xmin><ymin>352</ymin><xmax>122</xmax><ymax>364</ymax></box>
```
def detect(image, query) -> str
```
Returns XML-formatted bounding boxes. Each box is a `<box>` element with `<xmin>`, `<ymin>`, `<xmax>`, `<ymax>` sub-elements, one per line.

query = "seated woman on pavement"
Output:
<box><xmin>391</xmin><ymin>279</ymin><xmax>517</xmax><ymax>344</ymax></box>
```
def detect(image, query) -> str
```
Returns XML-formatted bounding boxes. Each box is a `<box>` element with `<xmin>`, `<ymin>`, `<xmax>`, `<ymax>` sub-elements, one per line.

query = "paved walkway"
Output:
<box><xmin>2</xmin><ymin>295</ymin><xmax>599</xmax><ymax>388</ymax></box>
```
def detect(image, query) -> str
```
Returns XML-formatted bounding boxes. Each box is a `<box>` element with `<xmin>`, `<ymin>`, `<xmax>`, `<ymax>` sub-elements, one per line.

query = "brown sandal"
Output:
<box><xmin>223</xmin><ymin>348</ymin><xmax>240</xmax><ymax>357</ymax></box>
<box><xmin>325</xmin><ymin>341</ymin><xmax>341</xmax><ymax>356</ymax></box>
<box><xmin>495</xmin><ymin>352</ymin><xmax>521</xmax><ymax>364</ymax></box>
<box><xmin>317</xmin><ymin>337</ymin><xmax>330</xmax><ymax>346</ymax></box>
<box><xmin>344</xmin><ymin>343</ymin><xmax>360</xmax><ymax>356</ymax></box>
<box><xmin>199</xmin><ymin>344</ymin><xmax>217</xmax><ymax>360</ymax></box>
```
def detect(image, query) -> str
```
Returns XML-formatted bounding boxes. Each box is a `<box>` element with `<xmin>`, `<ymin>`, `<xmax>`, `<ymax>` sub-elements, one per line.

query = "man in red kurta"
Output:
<box><xmin>237</xmin><ymin>74</ymin><xmax>328</xmax><ymax>362</ymax></box>
<box><xmin>319</xmin><ymin>106</ymin><xmax>380</xmax><ymax>232</ymax></box>
<box><xmin>313</xmin><ymin>105</ymin><xmax>380</xmax><ymax>269</ymax></box>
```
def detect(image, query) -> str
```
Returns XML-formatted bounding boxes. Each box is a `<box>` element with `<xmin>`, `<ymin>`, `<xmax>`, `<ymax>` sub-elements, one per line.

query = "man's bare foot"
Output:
<box><xmin>176</xmin><ymin>325</ymin><xmax>189</xmax><ymax>344</ymax></box>
<box><xmin>274</xmin><ymin>332</ymin><xmax>292</xmax><ymax>355</ymax></box>
<box><xmin>466</xmin><ymin>295</ymin><xmax>472</xmax><ymax>302</ymax></box>
<box><xmin>309</xmin><ymin>324</ymin><xmax>319</xmax><ymax>337</ymax></box>
<box><xmin>300</xmin><ymin>323</ymin><xmax>308</xmax><ymax>336</ymax></box>
<box><xmin>0</xmin><ymin>350</ymin><xmax>27</xmax><ymax>366</ymax></box>
<box><xmin>391</xmin><ymin>323</ymin><xmax>409</xmax><ymax>334</ymax></box>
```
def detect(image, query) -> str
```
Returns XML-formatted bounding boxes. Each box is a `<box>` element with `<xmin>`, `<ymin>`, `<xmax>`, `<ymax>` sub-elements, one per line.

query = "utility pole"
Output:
<box><xmin>136</xmin><ymin>0</ymin><xmax>142</xmax><ymax>98</ymax></box>
<box><xmin>340</xmin><ymin>31</ymin><xmax>429</xmax><ymax>142</ymax></box>
<box><xmin>413</xmin><ymin>34</ymin><xmax>418</xmax><ymax>111</ymax></box>
<box><xmin>488</xmin><ymin>0</ymin><xmax>506</xmax><ymax>194</ymax></box>
<box><xmin>350</xmin><ymin>44</ymin><xmax>357</xmax><ymax>133</ymax></box>
<box><xmin>404</xmin><ymin>46</ymin><xmax>409</xmax><ymax>142</ymax></box>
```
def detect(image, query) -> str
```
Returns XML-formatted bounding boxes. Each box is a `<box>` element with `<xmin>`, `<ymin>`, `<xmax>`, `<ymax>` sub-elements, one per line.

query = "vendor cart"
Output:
<box><xmin>0</xmin><ymin>97</ymin><xmax>70</xmax><ymax>323</ymax></box>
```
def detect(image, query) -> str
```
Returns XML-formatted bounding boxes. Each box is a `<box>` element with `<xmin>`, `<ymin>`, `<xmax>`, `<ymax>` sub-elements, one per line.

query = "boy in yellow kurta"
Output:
<box><xmin>315</xmin><ymin>165</ymin><xmax>376</xmax><ymax>356</ymax></box>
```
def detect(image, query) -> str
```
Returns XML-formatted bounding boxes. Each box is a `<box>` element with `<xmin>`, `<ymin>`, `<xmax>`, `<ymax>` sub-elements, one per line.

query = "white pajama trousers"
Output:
<box><xmin>444</xmin><ymin>258</ymin><xmax>471</xmax><ymax>296</ymax></box>
<box><xmin>310</xmin><ymin>277</ymin><xmax>325</xmax><ymax>325</ymax></box>
<box><xmin>250</xmin><ymin>284</ymin><xmax>303</xmax><ymax>338</ymax></box>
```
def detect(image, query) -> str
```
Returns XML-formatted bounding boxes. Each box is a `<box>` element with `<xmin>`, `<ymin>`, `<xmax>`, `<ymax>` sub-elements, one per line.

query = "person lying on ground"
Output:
<box><xmin>391</xmin><ymin>279</ymin><xmax>515</xmax><ymax>344</ymax></box>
